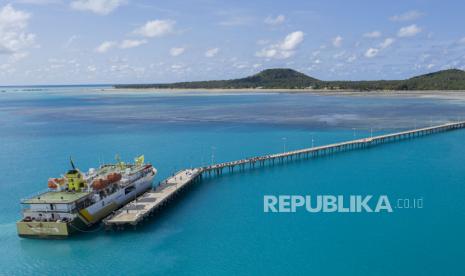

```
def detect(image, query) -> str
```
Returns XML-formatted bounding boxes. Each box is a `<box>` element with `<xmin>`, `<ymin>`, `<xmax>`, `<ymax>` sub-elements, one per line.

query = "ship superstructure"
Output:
<box><xmin>17</xmin><ymin>155</ymin><xmax>157</xmax><ymax>238</ymax></box>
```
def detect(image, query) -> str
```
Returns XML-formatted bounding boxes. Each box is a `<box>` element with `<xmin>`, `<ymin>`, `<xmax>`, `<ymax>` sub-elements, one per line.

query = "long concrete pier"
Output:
<box><xmin>104</xmin><ymin>121</ymin><xmax>465</xmax><ymax>228</ymax></box>
<box><xmin>200</xmin><ymin>121</ymin><xmax>465</xmax><ymax>175</ymax></box>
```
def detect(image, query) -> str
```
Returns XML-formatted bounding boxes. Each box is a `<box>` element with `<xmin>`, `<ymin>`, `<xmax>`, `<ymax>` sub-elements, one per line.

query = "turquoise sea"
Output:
<box><xmin>1</xmin><ymin>87</ymin><xmax>465</xmax><ymax>275</ymax></box>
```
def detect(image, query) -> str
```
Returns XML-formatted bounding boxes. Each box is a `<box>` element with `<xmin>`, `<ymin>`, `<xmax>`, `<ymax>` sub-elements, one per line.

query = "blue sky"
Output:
<box><xmin>0</xmin><ymin>0</ymin><xmax>465</xmax><ymax>85</ymax></box>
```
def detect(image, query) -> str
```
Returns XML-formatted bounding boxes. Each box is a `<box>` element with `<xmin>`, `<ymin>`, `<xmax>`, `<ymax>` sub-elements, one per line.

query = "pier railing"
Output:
<box><xmin>200</xmin><ymin>121</ymin><xmax>465</xmax><ymax>176</ymax></box>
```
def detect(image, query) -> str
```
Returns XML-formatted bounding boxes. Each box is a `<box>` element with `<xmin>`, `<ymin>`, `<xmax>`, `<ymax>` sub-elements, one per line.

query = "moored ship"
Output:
<box><xmin>17</xmin><ymin>155</ymin><xmax>157</xmax><ymax>238</ymax></box>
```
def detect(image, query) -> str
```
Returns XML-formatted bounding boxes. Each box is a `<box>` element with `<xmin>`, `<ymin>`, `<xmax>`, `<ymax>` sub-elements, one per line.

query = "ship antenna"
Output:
<box><xmin>70</xmin><ymin>156</ymin><xmax>76</xmax><ymax>170</ymax></box>
<box><xmin>115</xmin><ymin>154</ymin><xmax>122</xmax><ymax>164</ymax></box>
<box><xmin>115</xmin><ymin>154</ymin><xmax>125</xmax><ymax>170</ymax></box>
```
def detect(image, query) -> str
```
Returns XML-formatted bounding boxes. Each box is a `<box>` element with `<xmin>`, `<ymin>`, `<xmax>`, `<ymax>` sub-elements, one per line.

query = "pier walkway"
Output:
<box><xmin>104</xmin><ymin>168</ymin><xmax>202</xmax><ymax>227</ymax></box>
<box><xmin>200</xmin><ymin>121</ymin><xmax>465</xmax><ymax>175</ymax></box>
<box><xmin>104</xmin><ymin>121</ymin><xmax>465</xmax><ymax>228</ymax></box>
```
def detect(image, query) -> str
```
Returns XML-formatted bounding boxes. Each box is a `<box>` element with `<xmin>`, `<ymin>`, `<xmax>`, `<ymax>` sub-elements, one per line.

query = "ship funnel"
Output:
<box><xmin>66</xmin><ymin>157</ymin><xmax>86</xmax><ymax>191</ymax></box>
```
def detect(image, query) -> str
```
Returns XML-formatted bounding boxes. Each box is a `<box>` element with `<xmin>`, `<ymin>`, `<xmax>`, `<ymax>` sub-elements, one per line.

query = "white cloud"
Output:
<box><xmin>11</xmin><ymin>51</ymin><xmax>29</xmax><ymax>61</ymax></box>
<box><xmin>363</xmin><ymin>31</ymin><xmax>381</xmax><ymax>38</ymax></box>
<box><xmin>170</xmin><ymin>47</ymin><xmax>185</xmax><ymax>56</ymax></box>
<box><xmin>48</xmin><ymin>58</ymin><xmax>65</xmax><ymax>63</ymax></box>
<box><xmin>134</xmin><ymin>20</ymin><xmax>175</xmax><ymax>38</ymax></box>
<box><xmin>0</xmin><ymin>4</ymin><xmax>30</xmax><ymax>29</ymax></box>
<box><xmin>0</xmin><ymin>4</ymin><xmax>37</xmax><ymax>58</ymax></box>
<box><xmin>256</xmin><ymin>31</ymin><xmax>304</xmax><ymax>59</ymax></box>
<box><xmin>120</xmin><ymin>39</ymin><xmax>146</xmax><ymax>49</ymax></box>
<box><xmin>332</xmin><ymin>35</ymin><xmax>343</xmax><ymax>47</ymax></box>
<box><xmin>346</xmin><ymin>54</ymin><xmax>357</xmax><ymax>62</ymax></box>
<box><xmin>171</xmin><ymin>64</ymin><xmax>184</xmax><ymax>70</ymax></box>
<box><xmin>95</xmin><ymin>41</ymin><xmax>116</xmax><ymax>53</ymax></box>
<box><xmin>64</xmin><ymin>35</ymin><xmax>78</xmax><ymax>48</ymax></box>
<box><xmin>87</xmin><ymin>65</ymin><xmax>96</xmax><ymax>72</ymax></box>
<box><xmin>256</xmin><ymin>48</ymin><xmax>277</xmax><ymax>58</ymax></box>
<box><xmin>205</xmin><ymin>47</ymin><xmax>219</xmax><ymax>57</ymax></box>
<box><xmin>264</xmin><ymin>14</ymin><xmax>285</xmax><ymax>26</ymax></box>
<box><xmin>379</xmin><ymin>37</ymin><xmax>395</xmax><ymax>49</ymax></box>
<box><xmin>390</xmin><ymin>10</ymin><xmax>424</xmax><ymax>21</ymax></box>
<box><xmin>96</xmin><ymin>39</ymin><xmax>146</xmax><ymax>52</ymax></box>
<box><xmin>109</xmin><ymin>56</ymin><xmax>127</xmax><ymax>63</ymax></box>
<box><xmin>398</xmin><ymin>24</ymin><xmax>422</xmax><ymax>37</ymax></box>
<box><xmin>361</xmin><ymin>38</ymin><xmax>393</xmax><ymax>60</ymax></box>
<box><xmin>171</xmin><ymin>63</ymin><xmax>190</xmax><ymax>73</ymax></box>
<box><xmin>364</xmin><ymin>48</ymin><xmax>379</xmax><ymax>58</ymax></box>
<box><xmin>70</xmin><ymin>0</ymin><xmax>126</xmax><ymax>15</ymax></box>
<box><xmin>278</xmin><ymin>51</ymin><xmax>293</xmax><ymax>59</ymax></box>
<box><xmin>281</xmin><ymin>31</ymin><xmax>304</xmax><ymax>50</ymax></box>
<box><xmin>459</xmin><ymin>37</ymin><xmax>465</xmax><ymax>44</ymax></box>
<box><xmin>333</xmin><ymin>51</ymin><xmax>346</xmax><ymax>59</ymax></box>
<box><xmin>219</xmin><ymin>16</ymin><xmax>253</xmax><ymax>26</ymax></box>
<box><xmin>0</xmin><ymin>63</ymin><xmax>11</xmax><ymax>70</ymax></box>
<box><xmin>110</xmin><ymin>64</ymin><xmax>129</xmax><ymax>72</ymax></box>
<box><xmin>233</xmin><ymin>62</ymin><xmax>248</xmax><ymax>69</ymax></box>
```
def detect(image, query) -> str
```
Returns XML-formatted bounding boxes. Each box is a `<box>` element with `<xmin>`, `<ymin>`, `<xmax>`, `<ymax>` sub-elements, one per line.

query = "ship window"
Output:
<box><xmin>125</xmin><ymin>186</ymin><xmax>136</xmax><ymax>195</ymax></box>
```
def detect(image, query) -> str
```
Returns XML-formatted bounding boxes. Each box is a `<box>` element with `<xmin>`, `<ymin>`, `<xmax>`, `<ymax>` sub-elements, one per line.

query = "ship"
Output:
<box><xmin>17</xmin><ymin>155</ymin><xmax>157</xmax><ymax>238</ymax></box>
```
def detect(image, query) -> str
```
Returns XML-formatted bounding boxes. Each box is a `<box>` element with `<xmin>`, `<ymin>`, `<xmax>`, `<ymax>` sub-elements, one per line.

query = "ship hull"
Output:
<box><xmin>16</xmin><ymin>216</ymin><xmax>90</xmax><ymax>239</ymax></box>
<box><xmin>79</xmin><ymin>172</ymin><xmax>154</xmax><ymax>225</ymax></box>
<box><xmin>17</xmin><ymin>170</ymin><xmax>155</xmax><ymax>238</ymax></box>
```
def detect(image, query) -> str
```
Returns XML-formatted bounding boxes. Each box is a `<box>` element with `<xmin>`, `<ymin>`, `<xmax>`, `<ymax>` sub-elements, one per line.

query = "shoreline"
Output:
<box><xmin>100</xmin><ymin>87</ymin><xmax>465</xmax><ymax>100</ymax></box>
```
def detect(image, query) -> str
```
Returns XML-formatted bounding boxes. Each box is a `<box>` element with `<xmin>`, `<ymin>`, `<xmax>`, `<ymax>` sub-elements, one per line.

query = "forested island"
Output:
<box><xmin>114</xmin><ymin>68</ymin><xmax>465</xmax><ymax>91</ymax></box>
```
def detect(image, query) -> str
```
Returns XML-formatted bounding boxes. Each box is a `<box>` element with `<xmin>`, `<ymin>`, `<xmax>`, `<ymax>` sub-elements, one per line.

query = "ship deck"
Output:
<box><xmin>23</xmin><ymin>191</ymin><xmax>90</xmax><ymax>204</ymax></box>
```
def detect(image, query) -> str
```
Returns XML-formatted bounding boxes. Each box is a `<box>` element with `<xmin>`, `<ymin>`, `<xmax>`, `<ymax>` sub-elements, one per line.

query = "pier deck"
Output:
<box><xmin>104</xmin><ymin>168</ymin><xmax>202</xmax><ymax>226</ymax></box>
<box><xmin>104</xmin><ymin>121</ymin><xmax>465</xmax><ymax>228</ymax></box>
<box><xmin>200</xmin><ymin>121</ymin><xmax>465</xmax><ymax>175</ymax></box>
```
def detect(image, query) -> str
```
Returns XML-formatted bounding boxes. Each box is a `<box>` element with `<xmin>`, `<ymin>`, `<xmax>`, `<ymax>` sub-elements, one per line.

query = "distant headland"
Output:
<box><xmin>114</xmin><ymin>68</ymin><xmax>465</xmax><ymax>91</ymax></box>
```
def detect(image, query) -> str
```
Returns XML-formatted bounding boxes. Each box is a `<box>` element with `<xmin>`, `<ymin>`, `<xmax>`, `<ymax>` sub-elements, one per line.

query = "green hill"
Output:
<box><xmin>234</xmin><ymin>68</ymin><xmax>320</xmax><ymax>88</ymax></box>
<box><xmin>114</xmin><ymin>68</ymin><xmax>465</xmax><ymax>91</ymax></box>
<box><xmin>401</xmin><ymin>69</ymin><xmax>465</xmax><ymax>90</ymax></box>
<box><xmin>115</xmin><ymin>68</ymin><xmax>320</xmax><ymax>89</ymax></box>
<box><xmin>325</xmin><ymin>69</ymin><xmax>465</xmax><ymax>90</ymax></box>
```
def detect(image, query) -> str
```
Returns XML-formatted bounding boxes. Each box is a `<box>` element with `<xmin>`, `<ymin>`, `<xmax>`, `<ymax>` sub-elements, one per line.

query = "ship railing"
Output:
<box><xmin>21</xmin><ymin>207</ymin><xmax>78</xmax><ymax>214</ymax></box>
<box><xmin>100</xmin><ymin>163</ymin><xmax>136</xmax><ymax>170</ymax></box>
<box><xmin>20</xmin><ymin>188</ymin><xmax>52</xmax><ymax>204</ymax></box>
